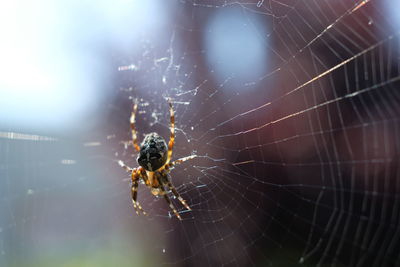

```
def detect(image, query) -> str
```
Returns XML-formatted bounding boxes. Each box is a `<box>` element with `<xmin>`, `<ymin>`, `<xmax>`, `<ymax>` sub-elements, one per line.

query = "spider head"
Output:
<box><xmin>137</xmin><ymin>132</ymin><xmax>168</xmax><ymax>171</ymax></box>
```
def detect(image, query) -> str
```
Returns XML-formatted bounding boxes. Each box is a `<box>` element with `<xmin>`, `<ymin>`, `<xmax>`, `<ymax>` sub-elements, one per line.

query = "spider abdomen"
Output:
<box><xmin>137</xmin><ymin>132</ymin><xmax>168</xmax><ymax>171</ymax></box>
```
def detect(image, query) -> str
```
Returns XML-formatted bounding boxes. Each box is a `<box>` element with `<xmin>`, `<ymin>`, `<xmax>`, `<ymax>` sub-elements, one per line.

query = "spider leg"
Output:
<box><xmin>161</xmin><ymin>155</ymin><xmax>196</xmax><ymax>210</ymax></box>
<box><xmin>130</xmin><ymin>100</ymin><xmax>141</xmax><ymax>152</ymax></box>
<box><xmin>161</xmin><ymin>185</ymin><xmax>182</xmax><ymax>220</ymax></box>
<box><xmin>162</xmin><ymin>174</ymin><xmax>192</xmax><ymax>213</ymax></box>
<box><xmin>164</xmin><ymin>155</ymin><xmax>197</xmax><ymax>170</ymax></box>
<box><xmin>131</xmin><ymin>180</ymin><xmax>147</xmax><ymax>215</ymax></box>
<box><xmin>166</xmin><ymin>99</ymin><xmax>175</xmax><ymax>164</ymax></box>
<box><xmin>118</xmin><ymin>160</ymin><xmax>132</xmax><ymax>172</ymax></box>
<box><xmin>119</xmin><ymin>162</ymin><xmax>147</xmax><ymax>215</ymax></box>
<box><xmin>169</xmin><ymin>184</ymin><xmax>191</xmax><ymax>211</ymax></box>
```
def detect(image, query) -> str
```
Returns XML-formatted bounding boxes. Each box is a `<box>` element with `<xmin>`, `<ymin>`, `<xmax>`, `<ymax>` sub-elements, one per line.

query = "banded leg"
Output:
<box><xmin>118</xmin><ymin>160</ymin><xmax>132</xmax><ymax>172</ymax></box>
<box><xmin>164</xmin><ymin>177</ymin><xmax>191</xmax><ymax>211</ymax></box>
<box><xmin>162</xmin><ymin>185</ymin><xmax>182</xmax><ymax>220</ymax></box>
<box><xmin>130</xmin><ymin>101</ymin><xmax>141</xmax><ymax>152</ymax></box>
<box><xmin>166</xmin><ymin>99</ymin><xmax>175</xmax><ymax>164</ymax></box>
<box><xmin>165</xmin><ymin>155</ymin><xmax>197</xmax><ymax>170</ymax></box>
<box><xmin>118</xmin><ymin>162</ymin><xmax>146</xmax><ymax>215</ymax></box>
<box><xmin>131</xmin><ymin>180</ymin><xmax>147</xmax><ymax>215</ymax></box>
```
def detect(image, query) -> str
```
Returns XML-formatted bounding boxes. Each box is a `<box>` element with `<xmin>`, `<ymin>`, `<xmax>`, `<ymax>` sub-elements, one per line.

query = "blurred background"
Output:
<box><xmin>0</xmin><ymin>0</ymin><xmax>400</xmax><ymax>266</ymax></box>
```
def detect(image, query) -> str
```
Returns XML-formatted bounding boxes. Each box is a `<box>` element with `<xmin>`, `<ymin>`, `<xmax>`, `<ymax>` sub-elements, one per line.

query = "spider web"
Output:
<box><xmin>1</xmin><ymin>0</ymin><xmax>400</xmax><ymax>266</ymax></box>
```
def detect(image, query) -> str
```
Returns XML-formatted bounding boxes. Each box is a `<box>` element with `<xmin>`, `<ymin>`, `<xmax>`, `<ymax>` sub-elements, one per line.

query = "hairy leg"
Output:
<box><xmin>164</xmin><ymin>178</ymin><xmax>191</xmax><ymax>211</ymax></box>
<box><xmin>166</xmin><ymin>99</ymin><xmax>175</xmax><ymax>164</ymax></box>
<box><xmin>130</xmin><ymin>100</ymin><xmax>141</xmax><ymax>152</ymax></box>
<box><xmin>161</xmin><ymin>185</ymin><xmax>182</xmax><ymax>220</ymax></box>
<box><xmin>164</xmin><ymin>155</ymin><xmax>197</xmax><ymax>170</ymax></box>
<box><xmin>131</xmin><ymin>180</ymin><xmax>147</xmax><ymax>215</ymax></box>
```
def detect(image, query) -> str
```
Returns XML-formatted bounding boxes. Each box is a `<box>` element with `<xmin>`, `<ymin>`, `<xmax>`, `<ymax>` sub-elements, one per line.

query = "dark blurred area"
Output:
<box><xmin>1</xmin><ymin>0</ymin><xmax>400</xmax><ymax>266</ymax></box>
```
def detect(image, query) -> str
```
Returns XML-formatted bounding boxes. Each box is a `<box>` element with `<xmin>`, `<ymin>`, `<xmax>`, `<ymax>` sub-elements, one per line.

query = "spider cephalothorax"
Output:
<box><xmin>118</xmin><ymin>99</ymin><xmax>196</xmax><ymax>220</ymax></box>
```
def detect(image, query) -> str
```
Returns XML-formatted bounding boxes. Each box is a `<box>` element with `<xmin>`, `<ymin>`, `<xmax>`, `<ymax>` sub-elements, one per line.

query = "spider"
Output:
<box><xmin>118</xmin><ymin>99</ymin><xmax>196</xmax><ymax>220</ymax></box>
